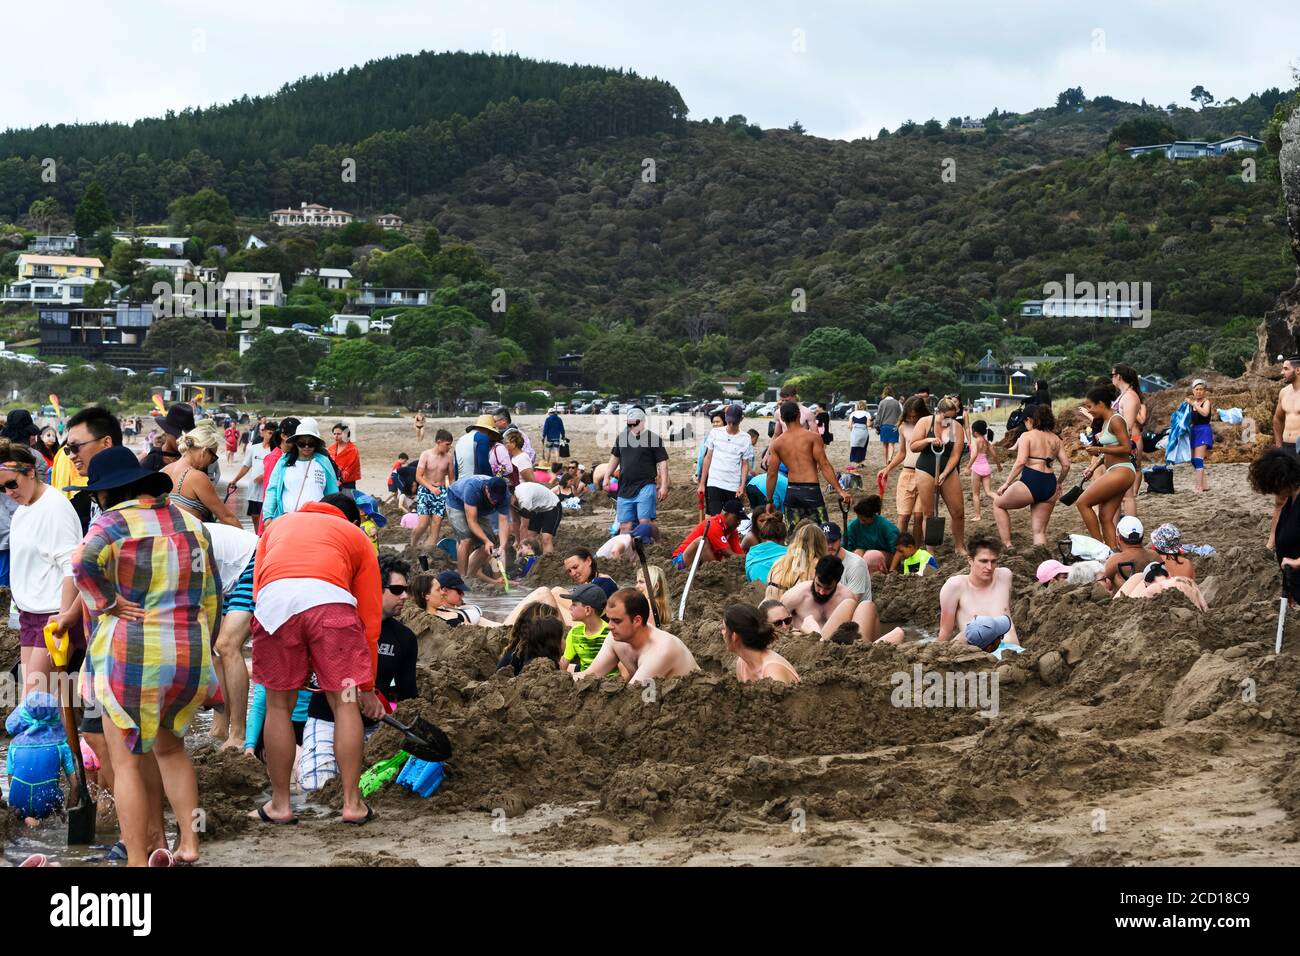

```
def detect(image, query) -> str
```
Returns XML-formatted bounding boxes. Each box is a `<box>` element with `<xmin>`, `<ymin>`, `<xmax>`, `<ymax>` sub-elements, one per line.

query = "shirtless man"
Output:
<box><xmin>411</xmin><ymin>429</ymin><xmax>454</xmax><ymax>549</ymax></box>
<box><xmin>1273</xmin><ymin>357</ymin><xmax>1300</xmax><ymax>451</ymax></box>
<box><xmin>780</xmin><ymin>555</ymin><xmax>855</xmax><ymax>634</ymax></box>
<box><xmin>766</xmin><ymin>401</ymin><xmax>851</xmax><ymax>527</ymax></box>
<box><xmin>574</xmin><ymin>588</ymin><xmax>699</xmax><ymax>684</ymax></box>
<box><xmin>1097</xmin><ymin>515</ymin><xmax>1160</xmax><ymax>591</ymax></box>
<box><xmin>878</xmin><ymin>536</ymin><xmax>1020</xmax><ymax>655</ymax></box>
<box><xmin>414</xmin><ymin>409</ymin><xmax>426</xmax><ymax>442</ymax></box>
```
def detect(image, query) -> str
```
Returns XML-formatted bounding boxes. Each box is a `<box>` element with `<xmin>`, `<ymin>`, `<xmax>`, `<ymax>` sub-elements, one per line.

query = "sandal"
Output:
<box><xmin>251</xmin><ymin>804</ymin><xmax>299</xmax><ymax>825</ymax></box>
<box><xmin>342</xmin><ymin>803</ymin><xmax>375</xmax><ymax>826</ymax></box>
<box><xmin>147</xmin><ymin>848</ymin><xmax>174</xmax><ymax>867</ymax></box>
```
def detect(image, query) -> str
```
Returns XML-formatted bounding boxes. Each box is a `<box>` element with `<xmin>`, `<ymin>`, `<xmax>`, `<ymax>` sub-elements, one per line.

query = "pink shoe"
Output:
<box><xmin>147</xmin><ymin>848</ymin><xmax>174</xmax><ymax>867</ymax></box>
<box><xmin>19</xmin><ymin>853</ymin><xmax>48</xmax><ymax>867</ymax></box>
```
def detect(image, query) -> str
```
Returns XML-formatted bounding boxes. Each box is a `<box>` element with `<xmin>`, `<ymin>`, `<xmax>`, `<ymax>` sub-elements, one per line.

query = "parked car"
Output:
<box><xmin>291</xmin><ymin>323</ymin><xmax>318</xmax><ymax>334</ymax></box>
<box><xmin>605</xmin><ymin>402</ymin><xmax>621</xmax><ymax>415</ymax></box>
<box><xmin>757</xmin><ymin>402</ymin><xmax>777</xmax><ymax>417</ymax></box>
<box><xmin>831</xmin><ymin>402</ymin><xmax>854</xmax><ymax>420</ymax></box>
<box><xmin>47</xmin><ymin>364</ymin><xmax>68</xmax><ymax>375</ymax></box>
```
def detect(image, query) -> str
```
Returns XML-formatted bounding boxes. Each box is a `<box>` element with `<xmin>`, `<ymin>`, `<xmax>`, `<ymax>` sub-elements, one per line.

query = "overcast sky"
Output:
<box><xmin>5</xmin><ymin>0</ymin><xmax>1298</xmax><ymax>140</ymax></box>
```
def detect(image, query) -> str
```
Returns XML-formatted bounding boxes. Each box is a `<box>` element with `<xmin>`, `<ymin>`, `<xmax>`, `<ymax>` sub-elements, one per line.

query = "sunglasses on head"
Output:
<box><xmin>386</xmin><ymin>584</ymin><xmax>408</xmax><ymax>596</ymax></box>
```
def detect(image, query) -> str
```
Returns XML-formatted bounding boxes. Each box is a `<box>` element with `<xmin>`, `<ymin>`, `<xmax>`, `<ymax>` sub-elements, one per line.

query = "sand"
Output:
<box><xmin>160</xmin><ymin>400</ymin><xmax>1300</xmax><ymax>866</ymax></box>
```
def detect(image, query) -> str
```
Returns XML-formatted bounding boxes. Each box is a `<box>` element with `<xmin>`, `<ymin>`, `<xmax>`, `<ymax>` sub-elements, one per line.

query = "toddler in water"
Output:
<box><xmin>4</xmin><ymin>691</ymin><xmax>76</xmax><ymax>826</ymax></box>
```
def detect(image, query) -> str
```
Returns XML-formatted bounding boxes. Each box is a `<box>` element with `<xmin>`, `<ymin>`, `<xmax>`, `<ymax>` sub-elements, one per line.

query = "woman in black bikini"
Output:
<box><xmin>992</xmin><ymin>405</ymin><xmax>1071</xmax><ymax>548</ymax></box>
<box><xmin>911</xmin><ymin>398</ymin><xmax>968</xmax><ymax>558</ymax></box>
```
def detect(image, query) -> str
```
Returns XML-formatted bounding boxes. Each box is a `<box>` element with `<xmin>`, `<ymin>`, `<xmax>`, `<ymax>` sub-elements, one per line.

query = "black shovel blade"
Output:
<box><xmin>382</xmin><ymin>715</ymin><xmax>452</xmax><ymax>763</ymax></box>
<box><xmin>67</xmin><ymin>782</ymin><xmax>96</xmax><ymax>845</ymax></box>
<box><xmin>924</xmin><ymin>517</ymin><xmax>945</xmax><ymax>548</ymax></box>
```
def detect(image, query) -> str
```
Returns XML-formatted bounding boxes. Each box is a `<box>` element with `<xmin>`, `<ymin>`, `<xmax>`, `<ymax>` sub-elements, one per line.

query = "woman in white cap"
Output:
<box><xmin>262</xmin><ymin>418</ymin><xmax>340</xmax><ymax>524</ymax></box>
<box><xmin>1188</xmin><ymin>380</ymin><xmax>1214</xmax><ymax>493</ymax></box>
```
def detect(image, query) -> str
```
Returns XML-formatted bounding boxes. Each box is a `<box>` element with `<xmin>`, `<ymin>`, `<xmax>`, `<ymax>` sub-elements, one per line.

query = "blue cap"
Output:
<box><xmin>487</xmin><ymin>476</ymin><xmax>509</xmax><ymax>501</ymax></box>
<box><xmin>436</xmin><ymin>570</ymin><xmax>468</xmax><ymax>593</ymax></box>
<box><xmin>965</xmin><ymin>615</ymin><xmax>1012</xmax><ymax>650</ymax></box>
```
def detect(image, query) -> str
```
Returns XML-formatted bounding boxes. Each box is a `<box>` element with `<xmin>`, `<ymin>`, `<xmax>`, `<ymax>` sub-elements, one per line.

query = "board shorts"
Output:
<box><xmin>783</xmin><ymin>482</ymin><xmax>827</xmax><ymax>525</ymax></box>
<box><xmin>616</xmin><ymin>483</ymin><xmax>657</xmax><ymax>525</ymax></box>
<box><xmin>246</xmin><ymin>498</ymin><xmax>263</xmax><ymax>518</ymax></box>
<box><xmin>1190</xmin><ymin>423</ymin><xmax>1214</xmax><ymax>450</ymax></box>
<box><xmin>416</xmin><ymin>485</ymin><xmax>447</xmax><ymax>517</ymax></box>
<box><xmin>448</xmin><ymin>506</ymin><xmax>500</xmax><ymax>544</ymax></box>
<box><xmin>523</xmin><ymin>505</ymin><xmax>562</xmax><ymax>537</ymax></box>
<box><xmin>896</xmin><ymin>466</ymin><xmax>921</xmax><ymax>515</ymax></box>
<box><xmin>223</xmin><ymin>555</ymin><xmax>256</xmax><ymax>615</ymax></box>
<box><xmin>18</xmin><ymin>609</ymin><xmax>83</xmax><ymax>652</ymax></box>
<box><xmin>250</xmin><ymin>603</ymin><xmax>372</xmax><ymax>693</ymax></box>
<box><xmin>879</xmin><ymin>424</ymin><xmax>899</xmax><ymax>444</ymax></box>
<box><xmin>704</xmin><ymin>485</ymin><xmax>737</xmax><ymax>516</ymax></box>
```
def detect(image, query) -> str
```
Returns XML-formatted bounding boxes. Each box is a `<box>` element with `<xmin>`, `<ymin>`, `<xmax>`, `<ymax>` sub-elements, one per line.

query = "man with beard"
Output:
<box><xmin>779</xmin><ymin>554</ymin><xmax>857</xmax><ymax>635</ymax></box>
<box><xmin>1274</xmin><ymin>355</ymin><xmax>1300</xmax><ymax>453</ymax></box>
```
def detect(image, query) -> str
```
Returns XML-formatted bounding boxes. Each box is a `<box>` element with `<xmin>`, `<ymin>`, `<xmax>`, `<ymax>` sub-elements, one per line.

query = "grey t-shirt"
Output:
<box><xmin>877</xmin><ymin>397</ymin><xmax>903</xmax><ymax>428</ymax></box>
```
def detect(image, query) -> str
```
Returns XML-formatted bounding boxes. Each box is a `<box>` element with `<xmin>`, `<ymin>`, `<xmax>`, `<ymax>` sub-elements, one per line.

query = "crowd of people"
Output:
<box><xmin>1</xmin><ymin>359</ymin><xmax>1284</xmax><ymax>868</ymax></box>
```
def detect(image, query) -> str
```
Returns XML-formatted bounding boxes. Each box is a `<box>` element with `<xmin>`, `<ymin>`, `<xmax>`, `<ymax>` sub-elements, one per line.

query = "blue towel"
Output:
<box><xmin>1165</xmin><ymin>402</ymin><xmax>1192</xmax><ymax>467</ymax></box>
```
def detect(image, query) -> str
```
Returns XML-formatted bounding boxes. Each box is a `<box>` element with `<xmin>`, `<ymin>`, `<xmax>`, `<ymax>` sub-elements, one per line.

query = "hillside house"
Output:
<box><xmin>375</xmin><ymin>213</ymin><xmax>404</xmax><ymax>229</ymax></box>
<box><xmin>269</xmin><ymin>202</ymin><xmax>354</xmax><ymax>227</ymax></box>
<box><xmin>27</xmin><ymin>235</ymin><xmax>80</xmax><ymax>255</ymax></box>
<box><xmin>297</xmin><ymin>267</ymin><xmax>353</xmax><ymax>290</ymax></box>
<box><xmin>2</xmin><ymin>254</ymin><xmax>106</xmax><ymax>304</ymax></box>
<box><xmin>1125</xmin><ymin>134</ymin><xmax>1263</xmax><ymax>160</ymax></box>
<box><xmin>223</xmin><ymin>272</ymin><xmax>285</xmax><ymax>312</ymax></box>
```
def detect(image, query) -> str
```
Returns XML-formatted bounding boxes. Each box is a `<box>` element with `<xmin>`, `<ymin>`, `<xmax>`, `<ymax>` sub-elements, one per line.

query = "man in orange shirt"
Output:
<box><xmin>328</xmin><ymin>422</ymin><xmax>362</xmax><ymax>491</ymax></box>
<box><xmin>248</xmin><ymin>494</ymin><xmax>382</xmax><ymax>826</ymax></box>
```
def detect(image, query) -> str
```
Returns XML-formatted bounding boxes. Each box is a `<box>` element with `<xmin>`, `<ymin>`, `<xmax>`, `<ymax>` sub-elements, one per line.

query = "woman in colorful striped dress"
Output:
<box><xmin>72</xmin><ymin>445</ymin><xmax>218</xmax><ymax>867</ymax></box>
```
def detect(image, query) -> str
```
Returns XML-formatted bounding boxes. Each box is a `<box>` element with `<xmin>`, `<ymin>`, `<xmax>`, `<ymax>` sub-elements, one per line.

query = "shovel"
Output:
<box><xmin>630</xmin><ymin>534</ymin><xmax>658</xmax><ymax>628</ymax></box>
<box><xmin>923</xmin><ymin>444</ymin><xmax>945</xmax><ymax>548</ymax></box>
<box><xmin>1277</xmin><ymin>569</ymin><xmax>1290</xmax><ymax>655</ymax></box>
<box><xmin>678</xmin><ymin>528</ymin><xmax>706</xmax><ymax>620</ymax></box>
<box><xmin>44</xmin><ymin>624</ymin><xmax>95</xmax><ymax>845</ymax></box>
<box><xmin>379</xmin><ymin>715</ymin><xmax>452</xmax><ymax>763</ymax></box>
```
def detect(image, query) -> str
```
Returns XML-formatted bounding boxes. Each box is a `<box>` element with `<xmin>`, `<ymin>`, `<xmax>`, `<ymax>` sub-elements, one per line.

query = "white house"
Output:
<box><xmin>112</xmin><ymin>233</ymin><xmax>187</xmax><ymax>256</ymax></box>
<box><xmin>137</xmin><ymin>258</ymin><xmax>197</xmax><ymax>284</ymax></box>
<box><xmin>1125</xmin><ymin>134</ymin><xmax>1264</xmax><ymax>160</ymax></box>
<box><xmin>269</xmin><ymin>202</ymin><xmax>355</xmax><ymax>227</ymax></box>
<box><xmin>1019</xmin><ymin>298</ymin><xmax>1142</xmax><ymax>321</ymax></box>
<box><xmin>329</xmin><ymin>314</ymin><xmax>369</xmax><ymax>335</ymax></box>
<box><xmin>375</xmin><ymin>213</ymin><xmax>404</xmax><ymax>229</ymax></box>
<box><xmin>238</xmin><ymin>324</ymin><xmax>327</xmax><ymax>355</ymax></box>
<box><xmin>222</xmin><ymin>272</ymin><xmax>285</xmax><ymax>312</ymax></box>
<box><xmin>27</xmin><ymin>235</ymin><xmax>80</xmax><ymax>255</ymax></box>
<box><xmin>297</xmin><ymin>267</ymin><xmax>353</xmax><ymax>290</ymax></box>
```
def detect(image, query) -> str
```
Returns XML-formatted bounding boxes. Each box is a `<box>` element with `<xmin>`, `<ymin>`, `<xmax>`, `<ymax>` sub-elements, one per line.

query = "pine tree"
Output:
<box><xmin>74</xmin><ymin>182</ymin><xmax>113</xmax><ymax>237</ymax></box>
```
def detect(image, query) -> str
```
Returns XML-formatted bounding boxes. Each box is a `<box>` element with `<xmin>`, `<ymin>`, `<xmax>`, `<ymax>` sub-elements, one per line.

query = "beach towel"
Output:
<box><xmin>1217</xmin><ymin>408</ymin><xmax>1243</xmax><ymax>424</ymax></box>
<box><xmin>1164</xmin><ymin>401</ymin><xmax>1192</xmax><ymax>467</ymax></box>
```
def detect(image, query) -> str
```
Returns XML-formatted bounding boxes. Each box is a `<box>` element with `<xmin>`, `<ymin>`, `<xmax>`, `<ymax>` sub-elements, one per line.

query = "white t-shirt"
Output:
<box><xmin>511</xmin><ymin>452</ymin><xmax>533</xmax><ymax>480</ymax></box>
<box><xmin>514</xmin><ymin>481</ymin><xmax>559</xmax><ymax>512</ymax></box>
<box><xmin>704</xmin><ymin>427</ymin><xmax>752</xmax><ymax>492</ymax></box>
<box><xmin>242</xmin><ymin>442</ymin><xmax>274</xmax><ymax>503</ymax></box>
<box><xmin>10</xmin><ymin>488</ymin><xmax>83</xmax><ymax>613</ymax></box>
<box><xmin>279</xmin><ymin>457</ymin><xmax>329</xmax><ymax>514</ymax></box>
<box><xmin>838</xmin><ymin>547</ymin><xmax>871</xmax><ymax>601</ymax></box>
<box><xmin>203</xmin><ymin>523</ymin><xmax>258</xmax><ymax>595</ymax></box>
<box><xmin>596</xmin><ymin>534</ymin><xmax>633</xmax><ymax>560</ymax></box>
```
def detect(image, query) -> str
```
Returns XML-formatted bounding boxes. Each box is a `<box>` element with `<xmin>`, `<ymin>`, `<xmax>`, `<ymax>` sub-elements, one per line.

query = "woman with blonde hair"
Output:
<box><xmin>911</xmin><ymin>397</ymin><xmax>968</xmax><ymax>558</ymax></box>
<box><xmin>162</xmin><ymin>419</ymin><xmax>242</xmax><ymax>528</ymax></box>
<box><xmin>765</xmin><ymin>522</ymin><xmax>828</xmax><ymax>600</ymax></box>
<box><xmin>636</xmin><ymin>563</ymin><xmax>672</xmax><ymax>626</ymax></box>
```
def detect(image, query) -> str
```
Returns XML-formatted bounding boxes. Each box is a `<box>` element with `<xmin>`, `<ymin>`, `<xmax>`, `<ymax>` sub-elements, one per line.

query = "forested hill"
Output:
<box><xmin>0</xmin><ymin>52</ymin><xmax>636</xmax><ymax>165</ymax></box>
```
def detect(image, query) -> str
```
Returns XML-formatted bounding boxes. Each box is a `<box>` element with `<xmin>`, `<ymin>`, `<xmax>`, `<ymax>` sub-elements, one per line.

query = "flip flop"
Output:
<box><xmin>19</xmin><ymin>853</ymin><xmax>49</xmax><ymax>867</ymax></box>
<box><xmin>147</xmin><ymin>848</ymin><xmax>174</xmax><ymax>867</ymax></box>
<box><xmin>342</xmin><ymin>803</ymin><xmax>375</xmax><ymax>826</ymax></box>
<box><xmin>252</xmin><ymin>804</ymin><xmax>299</xmax><ymax>825</ymax></box>
<box><xmin>104</xmin><ymin>841</ymin><xmax>128</xmax><ymax>861</ymax></box>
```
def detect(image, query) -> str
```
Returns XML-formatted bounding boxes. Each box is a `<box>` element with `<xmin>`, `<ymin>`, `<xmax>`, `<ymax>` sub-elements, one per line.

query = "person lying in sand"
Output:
<box><xmin>505</xmin><ymin>547</ymin><xmax>618</xmax><ymax>627</ymax></box>
<box><xmin>1114</xmin><ymin>562</ymin><xmax>1209</xmax><ymax>611</ymax></box>
<box><xmin>573</xmin><ymin>589</ymin><xmax>698</xmax><ymax>684</ymax></box>
<box><xmin>723</xmin><ymin>603</ymin><xmax>800</xmax><ymax>684</ymax></box>
<box><xmin>671</xmin><ymin>499</ymin><xmax>745</xmax><ymax>568</ymax></box>
<box><xmin>596</xmin><ymin>523</ymin><xmax>653</xmax><ymax>562</ymax></box>
<box><xmin>878</xmin><ymin>536</ymin><xmax>1020</xmax><ymax>656</ymax></box>
<box><xmin>780</xmin><ymin>554</ymin><xmax>856</xmax><ymax>634</ymax></box>
<box><xmin>1098</xmin><ymin>516</ymin><xmax>1160</xmax><ymax>591</ymax></box>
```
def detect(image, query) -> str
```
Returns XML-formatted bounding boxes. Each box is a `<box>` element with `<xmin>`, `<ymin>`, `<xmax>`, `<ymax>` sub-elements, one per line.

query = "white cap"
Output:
<box><xmin>1117</xmin><ymin>515</ymin><xmax>1143</xmax><ymax>543</ymax></box>
<box><xmin>292</xmin><ymin>417</ymin><xmax>322</xmax><ymax>440</ymax></box>
<box><xmin>1191</xmin><ymin>379</ymin><xmax>1206</xmax><ymax>388</ymax></box>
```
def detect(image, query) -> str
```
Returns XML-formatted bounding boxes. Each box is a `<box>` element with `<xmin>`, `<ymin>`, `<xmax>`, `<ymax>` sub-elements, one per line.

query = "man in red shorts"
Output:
<box><xmin>248</xmin><ymin>493</ymin><xmax>382</xmax><ymax>825</ymax></box>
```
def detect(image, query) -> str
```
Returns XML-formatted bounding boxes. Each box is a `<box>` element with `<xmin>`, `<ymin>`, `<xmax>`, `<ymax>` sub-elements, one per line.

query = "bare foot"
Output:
<box><xmin>219</xmin><ymin>735</ymin><xmax>243</xmax><ymax>751</ymax></box>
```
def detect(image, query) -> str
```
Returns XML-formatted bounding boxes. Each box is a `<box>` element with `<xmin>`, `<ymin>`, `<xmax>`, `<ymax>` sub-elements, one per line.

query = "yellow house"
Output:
<box><xmin>2</xmin><ymin>254</ymin><xmax>106</xmax><ymax>304</ymax></box>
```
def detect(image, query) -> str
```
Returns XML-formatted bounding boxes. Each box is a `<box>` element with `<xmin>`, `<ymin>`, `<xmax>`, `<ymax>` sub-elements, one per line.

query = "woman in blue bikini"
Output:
<box><xmin>992</xmin><ymin>404</ymin><xmax>1071</xmax><ymax>548</ymax></box>
<box><xmin>1075</xmin><ymin>386</ymin><xmax>1137</xmax><ymax>549</ymax></box>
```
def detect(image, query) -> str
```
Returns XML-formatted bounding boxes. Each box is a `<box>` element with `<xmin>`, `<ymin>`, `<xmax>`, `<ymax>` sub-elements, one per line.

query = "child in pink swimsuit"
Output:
<box><xmin>967</xmin><ymin>421</ymin><xmax>999</xmax><ymax>521</ymax></box>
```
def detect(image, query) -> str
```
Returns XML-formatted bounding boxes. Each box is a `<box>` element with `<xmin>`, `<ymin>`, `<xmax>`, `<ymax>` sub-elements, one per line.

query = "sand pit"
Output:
<box><xmin>10</xmin><ymin>401</ymin><xmax>1300</xmax><ymax>866</ymax></box>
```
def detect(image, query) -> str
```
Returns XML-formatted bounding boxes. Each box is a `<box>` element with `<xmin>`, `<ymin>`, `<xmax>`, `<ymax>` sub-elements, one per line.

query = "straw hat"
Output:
<box><xmin>466</xmin><ymin>414</ymin><xmax>501</xmax><ymax>439</ymax></box>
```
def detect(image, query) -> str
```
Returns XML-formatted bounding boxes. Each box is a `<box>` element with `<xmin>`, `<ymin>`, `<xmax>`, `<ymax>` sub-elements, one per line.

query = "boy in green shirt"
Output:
<box><xmin>561</xmin><ymin>582</ymin><xmax>612</xmax><ymax>672</ymax></box>
<box><xmin>891</xmin><ymin>532</ymin><xmax>939</xmax><ymax>577</ymax></box>
<box><xmin>844</xmin><ymin>494</ymin><xmax>899</xmax><ymax>574</ymax></box>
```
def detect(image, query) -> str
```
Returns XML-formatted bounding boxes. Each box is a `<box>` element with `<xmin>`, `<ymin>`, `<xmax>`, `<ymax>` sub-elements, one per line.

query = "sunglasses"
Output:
<box><xmin>0</xmin><ymin>478</ymin><xmax>21</xmax><ymax>492</ymax></box>
<box><xmin>294</xmin><ymin>438</ymin><xmax>317</xmax><ymax>449</ymax></box>
<box><xmin>772</xmin><ymin>615</ymin><xmax>794</xmax><ymax>626</ymax></box>
<box><xmin>386</xmin><ymin>584</ymin><xmax>408</xmax><ymax>596</ymax></box>
<box><xmin>65</xmin><ymin>436</ymin><xmax>108</xmax><ymax>455</ymax></box>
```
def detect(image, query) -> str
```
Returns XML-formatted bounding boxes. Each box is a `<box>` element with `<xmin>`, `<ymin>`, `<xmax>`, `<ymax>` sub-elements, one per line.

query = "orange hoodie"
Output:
<box><xmin>328</xmin><ymin>441</ymin><xmax>361</xmax><ymax>483</ymax></box>
<box><xmin>253</xmin><ymin>500</ymin><xmax>382</xmax><ymax>688</ymax></box>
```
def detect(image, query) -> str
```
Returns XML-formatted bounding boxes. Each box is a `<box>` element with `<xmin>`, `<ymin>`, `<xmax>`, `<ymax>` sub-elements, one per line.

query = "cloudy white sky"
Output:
<box><xmin>5</xmin><ymin>0</ymin><xmax>1298</xmax><ymax>139</ymax></box>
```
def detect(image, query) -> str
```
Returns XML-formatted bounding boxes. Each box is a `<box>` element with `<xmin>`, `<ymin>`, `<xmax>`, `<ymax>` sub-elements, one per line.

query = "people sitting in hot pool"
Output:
<box><xmin>672</xmin><ymin>499</ymin><xmax>745</xmax><ymax>568</ymax></box>
<box><xmin>5</xmin><ymin>691</ymin><xmax>76</xmax><ymax>824</ymax></box>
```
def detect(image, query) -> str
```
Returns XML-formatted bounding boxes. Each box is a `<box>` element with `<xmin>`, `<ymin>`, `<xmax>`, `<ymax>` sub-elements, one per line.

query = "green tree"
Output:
<box><xmin>1055</xmin><ymin>87</ymin><xmax>1086</xmax><ymax>112</ymax></box>
<box><xmin>107</xmin><ymin>239</ymin><xmax>150</xmax><ymax>287</ymax></box>
<box><xmin>741</xmin><ymin>372</ymin><xmax>767</xmax><ymax>400</ymax></box>
<box><xmin>690</xmin><ymin>377</ymin><xmax>725</xmax><ymax>400</ymax></box>
<box><xmin>316</xmin><ymin>338</ymin><xmax>393</xmax><ymax>403</ymax></box>
<box><xmin>583</xmin><ymin>332</ymin><xmax>686</xmax><ymax>392</ymax></box>
<box><xmin>427</xmin><ymin>243</ymin><xmax>497</xmax><ymax>285</ymax></box>
<box><xmin>1107</xmin><ymin>116</ymin><xmax>1180</xmax><ymax>149</ymax></box>
<box><xmin>144</xmin><ymin>315</ymin><xmax>225</xmax><ymax>370</ymax></box>
<box><xmin>167</xmin><ymin>188</ymin><xmax>233</xmax><ymax>233</ymax></box>
<box><xmin>421</xmin><ymin>227</ymin><xmax>442</xmax><ymax>259</ymax></box>
<box><xmin>343</xmin><ymin>320</ymin><xmax>362</xmax><ymax>339</ymax></box>
<box><xmin>1190</xmin><ymin>85</ymin><xmax>1214</xmax><ymax>109</ymax></box>
<box><xmin>875</xmin><ymin>359</ymin><xmax>959</xmax><ymax>396</ymax></box>
<box><xmin>788</xmin><ymin>120</ymin><xmax>806</xmax><ymax>134</ymax></box>
<box><xmin>74</xmin><ymin>182</ymin><xmax>113</xmax><ymax>236</ymax></box>
<box><xmin>240</xmin><ymin>330</ymin><xmax>329</xmax><ymax>402</ymax></box>
<box><xmin>27</xmin><ymin>197</ymin><xmax>63</xmax><ymax>234</ymax></box>
<box><xmin>373</xmin><ymin>243</ymin><xmax>432</xmax><ymax>288</ymax></box>
<box><xmin>82</xmin><ymin>280</ymin><xmax>112</xmax><ymax>309</ymax></box>
<box><xmin>790</xmin><ymin>327</ymin><xmax>877</xmax><ymax>371</ymax></box>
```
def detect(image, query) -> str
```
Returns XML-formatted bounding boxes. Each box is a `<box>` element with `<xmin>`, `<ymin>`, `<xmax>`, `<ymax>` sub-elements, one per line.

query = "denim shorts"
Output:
<box><xmin>615</xmin><ymin>483</ymin><xmax>657</xmax><ymax>524</ymax></box>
